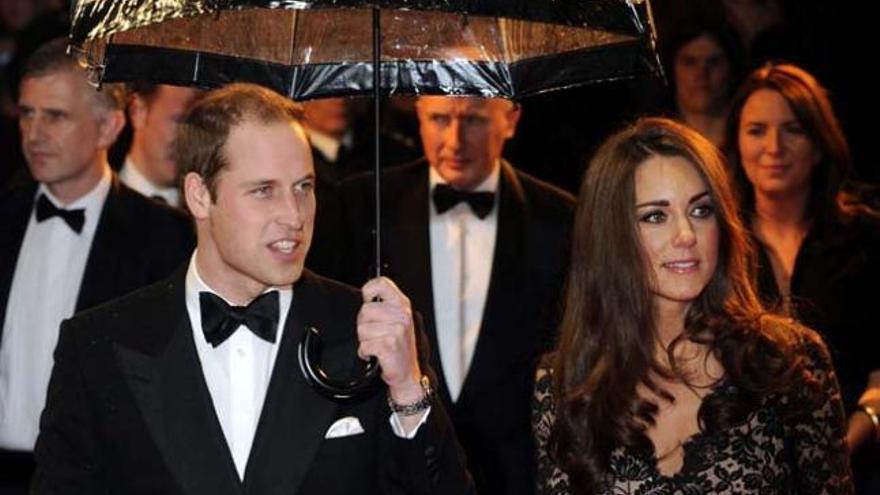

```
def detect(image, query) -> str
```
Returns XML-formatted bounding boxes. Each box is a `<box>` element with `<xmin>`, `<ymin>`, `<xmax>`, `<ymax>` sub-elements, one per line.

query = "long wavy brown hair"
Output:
<box><xmin>550</xmin><ymin>117</ymin><xmax>814</xmax><ymax>492</ymax></box>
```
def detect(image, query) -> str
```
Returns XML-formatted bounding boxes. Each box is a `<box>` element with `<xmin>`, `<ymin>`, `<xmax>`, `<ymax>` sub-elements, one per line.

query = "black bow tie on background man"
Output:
<box><xmin>199</xmin><ymin>291</ymin><xmax>280</xmax><ymax>347</ymax></box>
<box><xmin>35</xmin><ymin>194</ymin><xmax>85</xmax><ymax>233</ymax></box>
<box><xmin>432</xmin><ymin>183</ymin><xmax>495</xmax><ymax>219</ymax></box>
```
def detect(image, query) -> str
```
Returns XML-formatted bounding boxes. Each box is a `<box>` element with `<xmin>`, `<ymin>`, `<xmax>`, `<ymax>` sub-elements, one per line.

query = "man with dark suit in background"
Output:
<box><xmin>32</xmin><ymin>83</ymin><xmax>473</xmax><ymax>495</ymax></box>
<box><xmin>119</xmin><ymin>83</ymin><xmax>202</xmax><ymax>207</ymax></box>
<box><xmin>0</xmin><ymin>38</ymin><xmax>194</xmax><ymax>492</ymax></box>
<box><xmin>341</xmin><ymin>96</ymin><xmax>575</xmax><ymax>494</ymax></box>
<box><xmin>301</xmin><ymin>97</ymin><xmax>419</xmax><ymax>278</ymax></box>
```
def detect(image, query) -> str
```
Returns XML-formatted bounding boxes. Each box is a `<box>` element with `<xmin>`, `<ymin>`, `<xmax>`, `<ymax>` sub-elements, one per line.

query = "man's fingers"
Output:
<box><xmin>362</xmin><ymin>276</ymin><xmax>410</xmax><ymax>308</ymax></box>
<box><xmin>357</xmin><ymin>321</ymin><xmax>408</xmax><ymax>343</ymax></box>
<box><xmin>357</xmin><ymin>334</ymin><xmax>404</xmax><ymax>361</ymax></box>
<box><xmin>357</xmin><ymin>302</ymin><xmax>409</xmax><ymax>326</ymax></box>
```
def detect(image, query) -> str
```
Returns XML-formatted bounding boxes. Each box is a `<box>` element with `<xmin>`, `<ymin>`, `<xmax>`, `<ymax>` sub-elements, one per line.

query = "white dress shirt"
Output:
<box><xmin>429</xmin><ymin>165</ymin><xmax>499</xmax><ymax>402</ymax></box>
<box><xmin>120</xmin><ymin>157</ymin><xmax>180</xmax><ymax>206</ymax></box>
<box><xmin>186</xmin><ymin>254</ymin><xmax>426</xmax><ymax>470</ymax></box>
<box><xmin>0</xmin><ymin>170</ymin><xmax>111</xmax><ymax>450</ymax></box>
<box><xmin>184</xmin><ymin>254</ymin><xmax>293</xmax><ymax>480</ymax></box>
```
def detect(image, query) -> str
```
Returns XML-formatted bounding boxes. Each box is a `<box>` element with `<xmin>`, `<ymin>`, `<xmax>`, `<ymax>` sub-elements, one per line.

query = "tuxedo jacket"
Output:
<box><xmin>339</xmin><ymin>160</ymin><xmax>575</xmax><ymax>495</ymax></box>
<box><xmin>0</xmin><ymin>176</ymin><xmax>195</xmax><ymax>342</ymax></box>
<box><xmin>32</xmin><ymin>269</ymin><xmax>473</xmax><ymax>495</ymax></box>
<box><xmin>306</xmin><ymin>132</ymin><xmax>419</xmax><ymax>278</ymax></box>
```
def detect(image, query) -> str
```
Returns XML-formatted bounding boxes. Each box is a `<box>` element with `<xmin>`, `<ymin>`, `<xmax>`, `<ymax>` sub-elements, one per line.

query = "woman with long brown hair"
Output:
<box><xmin>533</xmin><ymin>117</ymin><xmax>852</xmax><ymax>494</ymax></box>
<box><xmin>726</xmin><ymin>62</ymin><xmax>880</xmax><ymax>493</ymax></box>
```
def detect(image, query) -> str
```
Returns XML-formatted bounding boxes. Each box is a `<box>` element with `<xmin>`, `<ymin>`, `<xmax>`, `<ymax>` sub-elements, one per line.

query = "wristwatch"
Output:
<box><xmin>388</xmin><ymin>375</ymin><xmax>433</xmax><ymax>416</ymax></box>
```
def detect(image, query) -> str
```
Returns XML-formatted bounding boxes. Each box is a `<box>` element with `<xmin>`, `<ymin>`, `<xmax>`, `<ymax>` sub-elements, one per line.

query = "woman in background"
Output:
<box><xmin>726</xmin><ymin>62</ymin><xmax>880</xmax><ymax>493</ymax></box>
<box><xmin>533</xmin><ymin>117</ymin><xmax>851</xmax><ymax>494</ymax></box>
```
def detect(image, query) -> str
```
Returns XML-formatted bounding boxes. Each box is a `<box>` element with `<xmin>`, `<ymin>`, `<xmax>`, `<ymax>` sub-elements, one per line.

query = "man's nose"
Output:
<box><xmin>278</xmin><ymin>192</ymin><xmax>307</xmax><ymax>229</ymax></box>
<box><xmin>443</xmin><ymin>118</ymin><xmax>463</xmax><ymax>150</ymax></box>
<box><xmin>23</xmin><ymin>115</ymin><xmax>42</xmax><ymax>143</ymax></box>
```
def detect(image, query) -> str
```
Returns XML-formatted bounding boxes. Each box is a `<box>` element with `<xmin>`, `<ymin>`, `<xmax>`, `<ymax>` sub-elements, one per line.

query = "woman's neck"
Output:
<box><xmin>752</xmin><ymin>190</ymin><xmax>811</xmax><ymax>239</ymax></box>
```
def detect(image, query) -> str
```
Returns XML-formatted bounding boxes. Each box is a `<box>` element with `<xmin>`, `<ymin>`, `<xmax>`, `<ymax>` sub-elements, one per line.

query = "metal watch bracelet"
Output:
<box><xmin>388</xmin><ymin>375</ymin><xmax>433</xmax><ymax>416</ymax></box>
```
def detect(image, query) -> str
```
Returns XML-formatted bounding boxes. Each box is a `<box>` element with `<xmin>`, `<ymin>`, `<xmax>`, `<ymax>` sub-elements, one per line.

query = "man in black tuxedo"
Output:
<box><xmin>341</xmin><ymin>96</ymin><xmax>575</xmax><ymax>494</ymax></box>
<box><xmin>0</xmin><ymin>38</ymin><xmax>193</xmax><ymax>493</ymax></box>
<box><xmin>32</xmin><ymin>83</ymin><xmax>472</xmax><ymax>495</ymax></box>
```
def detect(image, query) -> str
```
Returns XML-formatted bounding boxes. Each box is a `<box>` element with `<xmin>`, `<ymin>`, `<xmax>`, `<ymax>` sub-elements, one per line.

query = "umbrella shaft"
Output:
<box><xmin>373</xmin><ymin>5</ymin><xmax>382</xmax><ymax>279</ymax></box>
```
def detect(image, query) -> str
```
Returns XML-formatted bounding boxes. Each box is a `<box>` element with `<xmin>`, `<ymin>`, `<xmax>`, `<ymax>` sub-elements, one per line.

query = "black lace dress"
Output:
<box><xmin>533</xmin><ymin>335</ymin><xmax>854</xmax><ymax>494</ymax></box>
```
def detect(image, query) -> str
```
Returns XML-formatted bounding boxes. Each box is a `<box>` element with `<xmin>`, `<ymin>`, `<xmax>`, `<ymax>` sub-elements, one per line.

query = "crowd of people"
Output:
<box><xmin>1</xmin><ymin>1</ymin><xmax>878</xmax><ymax>494</ymax></box>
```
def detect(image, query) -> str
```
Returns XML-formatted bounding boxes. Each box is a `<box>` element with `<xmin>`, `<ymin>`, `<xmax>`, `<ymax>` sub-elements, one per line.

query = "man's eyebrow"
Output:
<box><xmin>294</xmin><ymin>173</ymin><xmax>316</xmax><ymax>184</ymax></box>
<box><xmin>241</xmin><ymin>179</ymin><xmax>276</xmax><ymax>188</ymax></box>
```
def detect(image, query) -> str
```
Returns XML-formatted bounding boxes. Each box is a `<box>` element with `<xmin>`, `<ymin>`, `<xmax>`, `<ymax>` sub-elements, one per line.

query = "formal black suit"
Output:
<box><xmin>306</xmin><ymin>130</ymin><xmax>420</xmax><ymax>278</ymax></box>
<box><xmin>339</xmin><ymin>160</ymin><xmax>575</xmax><ymax>495</ymax></box>
<box><xmin>32</xmin><ymin>269</ymin><xmax>473</xmax><ymax>495</ymax></box>
<box><xmin>0</xmin><ymin>175</ymin><xmax>195</xmax><ymax>338</ymax></box>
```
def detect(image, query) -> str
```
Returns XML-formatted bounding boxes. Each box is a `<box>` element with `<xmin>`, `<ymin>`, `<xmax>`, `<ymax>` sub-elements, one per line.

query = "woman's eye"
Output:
<box><xmin>744</xmin><ymin>125</ymin><xmax>765</xmax><ymax>137</ymax></box>
<box><xmin>691</xmin><ymin>203</ymin><xmax>715</xmax><ymax>218</ymax></box>
<box><xmin>783</xmin><ymin>123</ymin><xmax>807</xmax><ymax>135</ymax></box>
<box><xmin>639</xmin><ymin>210</ymin><xmax>666</xmax><ymax>224</ymax></box>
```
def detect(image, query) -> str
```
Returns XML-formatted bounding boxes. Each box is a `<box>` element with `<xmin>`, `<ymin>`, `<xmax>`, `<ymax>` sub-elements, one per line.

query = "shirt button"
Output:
<box><xmin>236</xmin><ymin>348</ymin><xmax>245</xmax><ymax>357</ymax></box>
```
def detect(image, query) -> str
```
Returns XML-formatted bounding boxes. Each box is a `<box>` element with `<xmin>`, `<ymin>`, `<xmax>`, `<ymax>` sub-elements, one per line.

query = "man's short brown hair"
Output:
<box><xmin>173</xmin><ymin>83</ymin><xmax>304</xmax><ymax>200</ymax></box>
<box><xmin>22</xmin><ymin>37</ymin><xmax>125</xmax><ymax>111</ymax></box>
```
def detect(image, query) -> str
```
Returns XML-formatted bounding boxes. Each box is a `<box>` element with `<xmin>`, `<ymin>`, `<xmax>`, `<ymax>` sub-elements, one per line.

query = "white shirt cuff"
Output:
<box><xmin>389</xmin><ymin>407</ymin><xmax>432</xmax><ymax>439</ymax></box>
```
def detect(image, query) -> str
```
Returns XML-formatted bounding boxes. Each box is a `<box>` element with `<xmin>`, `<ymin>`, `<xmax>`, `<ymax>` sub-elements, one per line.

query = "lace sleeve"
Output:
<box><xmin>532</xmin><ymin>366</ymin><xmax>571</xmax><ymax>495</ymax></box>
<box><xmin>786</xmin><ymin>332</ymin><xmax>855</xmax><ymax>495</ymax></box>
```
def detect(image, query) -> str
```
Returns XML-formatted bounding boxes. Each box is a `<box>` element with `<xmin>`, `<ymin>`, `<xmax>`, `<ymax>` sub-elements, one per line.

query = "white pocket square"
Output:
<box><xmin>324</xmin><ymin>416</ymin><xmax>365</xmax><ymax>439</ymax></box>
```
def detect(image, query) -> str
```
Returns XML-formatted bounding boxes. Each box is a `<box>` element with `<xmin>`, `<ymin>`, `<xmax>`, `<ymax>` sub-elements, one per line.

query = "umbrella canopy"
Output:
<box><xmin>68</xmin><ymin>0</ymin><xmax>661</xmax><ymax>400</ymax></box>
<box><xmin>70</xmin><ymin>0</ymin><xmax>660</xmax><ymax>99</ymax></box>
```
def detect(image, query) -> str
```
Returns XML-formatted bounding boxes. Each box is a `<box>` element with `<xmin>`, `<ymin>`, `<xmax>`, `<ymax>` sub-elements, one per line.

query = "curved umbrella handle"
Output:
<box><xmin>297</xmin><ymin>326</ymin><xmax>381</xmax><ymax>401</ymax></box>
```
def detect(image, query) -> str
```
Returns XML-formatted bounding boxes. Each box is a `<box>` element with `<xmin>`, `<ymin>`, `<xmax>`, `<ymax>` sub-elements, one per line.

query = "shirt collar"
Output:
<box><xmin>121</xmin><ymin>157</ymin><xmax>180</xmax><ymax>205</ymax></box>
<box><xmin>429</xmin><ymin>160</ymin><xmax>501</xmax><ymax>193</ymax></box>
<box><xmin>35</xmin><ymin>166</ymin><xmax>112</xmax><ymax>234</ymax></box>
<box><xmin>185</xmin><ymin>250</ymin><xmax>293</xmax><ymax>322</ymax></box>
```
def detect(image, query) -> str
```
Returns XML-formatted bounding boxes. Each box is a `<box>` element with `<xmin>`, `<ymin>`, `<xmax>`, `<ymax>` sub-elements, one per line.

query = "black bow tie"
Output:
<box><xmin>35</xmin><ymin>194</ymin><xmax>85</xmax><ymax>233</ymax></box>
<box><xmin>199</xmin><ymin>291</ymin><xmax>280</xmax><ymax>347</ymax></box>
<box><xmin>432</xmin><ymin>183</ymin><xmax>495</xmax><ymax>219</ymax></box>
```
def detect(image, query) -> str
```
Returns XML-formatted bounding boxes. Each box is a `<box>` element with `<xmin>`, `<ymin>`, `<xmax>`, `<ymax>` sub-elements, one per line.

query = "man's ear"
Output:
<box><xmin>97</xmin><ymin>109</ymin><xmax>126</xmax><ymax>149</ymax></box>
<box><xmin>129</xmin><ymin>94</ymin><xmax>148</xmax><ymax>130</ymax></box>
<box><xmin>184</xmin><ymin>172</ymin><xmax>212</xmax><ymax>220</ymax></box>
<box><xmin>503</xmin><ymin>102</ymin><xmax>522</xmax><ymax>139</ymax></box>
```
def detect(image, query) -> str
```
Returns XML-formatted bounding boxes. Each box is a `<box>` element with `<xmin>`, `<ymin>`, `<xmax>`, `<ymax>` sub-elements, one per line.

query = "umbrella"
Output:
<box><xmin>70</xmin><ymin>0</ymin><xmax>660</xmax><ymax>99</ymax></box>
<box><xmin>68</xmin><ymin>0</ymin><xmax>661</xmax><ymax>400</ymax></box>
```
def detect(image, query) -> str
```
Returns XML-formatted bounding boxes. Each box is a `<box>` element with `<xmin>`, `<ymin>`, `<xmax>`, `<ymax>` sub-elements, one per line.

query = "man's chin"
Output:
<box><xmin>270</xmin><ymin>265</ymin><xmax>305</xmax><ymax>288</ymax></box>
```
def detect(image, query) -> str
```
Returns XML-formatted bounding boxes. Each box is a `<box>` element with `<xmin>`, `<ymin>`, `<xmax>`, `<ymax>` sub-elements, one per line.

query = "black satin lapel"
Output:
<box><xmin>115</xmin><ymin>317</ymin><xmax>242</xmax><ymax>495</ymax></box>
<box><xmin>461</xmin><ymin>164</ymin><xmax>526</xmax><ymax>394</ymax></box>
<box><xmin>76</xmin><ymin>179</ymin><xmax>124</xmax><ymax>312</ymax></box>
<box><xmin>0</xmin><ymin>186</ymin><xmax>35</xmax><ymax>339</ymax></box>
<box><xmin>242</xmin><ymin>276</ymin><xmax>349</xmax><ymax>495</ymax></box>
<box><xmin>381</xmin><ymin>165</ymin><xmax>449</xmax><ymax>404</ymax></box>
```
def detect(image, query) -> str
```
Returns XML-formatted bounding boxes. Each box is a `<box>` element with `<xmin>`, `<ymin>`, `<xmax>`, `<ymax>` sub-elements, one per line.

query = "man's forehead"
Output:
<box><xmin>19</xmin><ymin>71</ymin><xmax>90</xmax><ymax>106</ymax></box>
<box><xmin>418</xmin><ymin>96</ymin><xmax>509</xmax><ymax>115</ymax></box>
<box><xmin>223</xmin><ymin>118</ymin><xmax>313</xmax><ymax>173</ymax></box>
<box><xmin>152</xmin><ymin>85</ymin><xmax>200</xmax><ymax>109</ymax></box>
